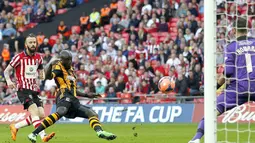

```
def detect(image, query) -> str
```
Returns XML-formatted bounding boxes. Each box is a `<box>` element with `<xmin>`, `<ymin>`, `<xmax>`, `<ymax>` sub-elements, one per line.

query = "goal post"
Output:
<box><xmin>204</xmin><ymin>0</ymin><xmax>217</xmax><ymax>142</ymax></box>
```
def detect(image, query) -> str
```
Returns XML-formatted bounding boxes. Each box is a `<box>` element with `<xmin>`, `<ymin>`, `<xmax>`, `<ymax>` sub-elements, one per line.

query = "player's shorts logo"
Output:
<box><xmin>65</xmin><ymin>97</ymin><xmax>70</xmax><ymax>102</ymax></box>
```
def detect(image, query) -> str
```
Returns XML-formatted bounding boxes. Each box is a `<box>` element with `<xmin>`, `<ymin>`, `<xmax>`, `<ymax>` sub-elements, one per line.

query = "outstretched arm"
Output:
<box><xmin>44</xmin><ymin>63</ymin><xmax>53</xmax><ymax>80</ymax></box>
<box><xmin>76</xmin><ymin>90</ymin><xmax>101</xmax><ymax>98</ymax></box>
<box><xmin>45</xmin><ymin>57</ymin><xmax>61</xmax><ymax>80</ymax></box>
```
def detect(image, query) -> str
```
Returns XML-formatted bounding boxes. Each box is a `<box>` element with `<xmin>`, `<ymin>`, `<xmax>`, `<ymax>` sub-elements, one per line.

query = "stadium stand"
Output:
<box><xmin>0</xmin><ymin>0</ymin><xmax>213</xmax><ymax>105</ymax></box>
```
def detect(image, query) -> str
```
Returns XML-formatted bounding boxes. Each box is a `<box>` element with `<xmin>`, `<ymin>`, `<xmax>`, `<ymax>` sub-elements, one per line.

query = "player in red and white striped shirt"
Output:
<box><xmin>4</xmin><ymin>34</ymin><xmax>55</xmax><ymax>142</ymax></box>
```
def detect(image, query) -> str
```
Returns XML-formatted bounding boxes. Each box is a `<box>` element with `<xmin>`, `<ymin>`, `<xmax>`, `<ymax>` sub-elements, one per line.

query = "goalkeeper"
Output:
<box><xmin>28</xmin><ymin>50</ymin><xmax>117</xmax><ymax>143</ymax></box>
<box><xmin>189</xmin><ymin>17</ymin><xmax>255</xmax><ymax>143</ymax></box>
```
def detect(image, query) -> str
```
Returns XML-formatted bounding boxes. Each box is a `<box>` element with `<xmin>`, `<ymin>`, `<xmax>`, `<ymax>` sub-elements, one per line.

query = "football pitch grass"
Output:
<box><xmin>0</xmin><ymin>124</ymin><xmax>255</xmax><ymax>143</ymax></box>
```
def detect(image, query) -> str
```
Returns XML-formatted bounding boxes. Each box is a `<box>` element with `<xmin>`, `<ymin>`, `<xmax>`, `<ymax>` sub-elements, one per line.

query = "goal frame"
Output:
<box><xmin>204</xmin><ymin>0</ymin><xmax>217</xmax><ymax>142</ymax></box>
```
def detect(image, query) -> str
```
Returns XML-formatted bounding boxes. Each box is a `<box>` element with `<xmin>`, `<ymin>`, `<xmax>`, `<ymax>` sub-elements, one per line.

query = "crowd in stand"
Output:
<box><xmin>2</xmin><ymin>0</ymin><xmax>243</xmax><ymax>105</ymax></box>
<box><xmin>0</xmin><ymin>0</ymin><xmax>77</xmax><ymax>41</ymax></box>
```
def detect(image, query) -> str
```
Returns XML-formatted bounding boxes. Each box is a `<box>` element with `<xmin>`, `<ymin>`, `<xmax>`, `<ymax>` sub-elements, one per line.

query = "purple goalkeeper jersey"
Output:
<box><xmin>225</xmin><ymin>36</ymin><xmax>255</xmax><ymax>81</ymax></box>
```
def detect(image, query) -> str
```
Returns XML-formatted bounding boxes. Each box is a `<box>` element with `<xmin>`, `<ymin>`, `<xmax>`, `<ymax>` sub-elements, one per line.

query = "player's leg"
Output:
<box><xmin>28</xmin><ymin>97</ymin><xmax>70</xmax><ymax>143</ymax></box>
<box><xmin>10</xmin><ymin>90</ymin><xmax>40</xmax><ymax>141</ymax></box>
<box><xmin>37</xmin><ymin>106</ymin><xmax>55</xmax><ymax>142</ymax></box>
<box><xmin>76</xmin><ymin>105</ymin><xmax>117</xmax><ymax>140</ymax></box>
<box><xmin>10</xmin><ymin>115</ymin><xmax>33</xmax><ymax>140</ymax></box>
<box><xmin>189</xmin><ymin>90</ymin><xmax>248</xmax><ymax>143</ymax></box>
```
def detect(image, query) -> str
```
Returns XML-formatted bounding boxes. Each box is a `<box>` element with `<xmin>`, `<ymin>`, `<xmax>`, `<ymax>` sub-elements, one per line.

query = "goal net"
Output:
<box><xmin>211</xmin><ymin>0</ymin><xmax>255</xmax><ymax>142</ymax></box>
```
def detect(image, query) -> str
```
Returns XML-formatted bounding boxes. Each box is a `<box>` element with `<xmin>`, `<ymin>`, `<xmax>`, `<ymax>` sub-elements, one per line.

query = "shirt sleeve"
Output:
<box><xmin>52</xmin><ymin>64</ymin><xmax>63</xmax><ymax>78</ymax></box>
<box><xmin>9</xmin><ymin>54</ymin><xmax>20</xmax><ymax>68</ymax></box>
<box><xmin>224</xmin><ymin>43</ymin><xmax>236</xmax><ymax>77</ymax></box>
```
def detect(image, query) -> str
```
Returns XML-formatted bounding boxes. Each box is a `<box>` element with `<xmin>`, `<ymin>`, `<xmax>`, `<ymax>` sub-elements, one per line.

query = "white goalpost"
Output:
<box><xmin>204</xmin><ymin>0</ymin><xmax>217</xmax><ymax>142</ymax></box>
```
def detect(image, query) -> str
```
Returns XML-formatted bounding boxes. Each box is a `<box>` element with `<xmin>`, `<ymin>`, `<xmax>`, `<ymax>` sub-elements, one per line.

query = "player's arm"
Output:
<box><xmin>4</xmin><ymin>64</ymin><xmax>16</xmax><ymax>88</ymax></box>
<box><xmin>5</xmin><ymin>55</ymin><xmax>20</xmax><ymax>89</ymax></box>
<box><xmin>76</xmin><ymin>91</ymin><xmax>101</xmax><ymax>98</ymax></box>
<box><xmin>45</xmin><ymin>57</ymin><xmax>61</xmax><ymax>80</ymax></box>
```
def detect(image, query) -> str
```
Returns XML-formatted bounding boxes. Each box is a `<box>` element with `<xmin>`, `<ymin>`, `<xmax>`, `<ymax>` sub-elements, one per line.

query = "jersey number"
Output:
<box><xmin>245</xmin><ymin>53</ymin><xmax>253</xmax><ymax>73</ymax></box>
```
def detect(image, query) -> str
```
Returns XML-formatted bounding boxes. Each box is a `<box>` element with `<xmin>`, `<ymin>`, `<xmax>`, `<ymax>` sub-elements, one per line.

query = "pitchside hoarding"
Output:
<box><xmin>0</xmin><ymin>103</ymin><xmax>255</xmax><ymax>124</ymax></box>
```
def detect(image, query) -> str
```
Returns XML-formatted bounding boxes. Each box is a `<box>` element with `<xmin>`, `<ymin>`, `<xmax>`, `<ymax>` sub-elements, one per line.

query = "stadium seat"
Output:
<box><xmin>93</xmin><ymin>99</ymin><xmax>105</xmax><ymax>104</ymax></box>
<box><xmin>146</xmin><ymin>96</ymin><xmax>158</xmax><ymax>104</ymax></box>
<box><xmin>159</xmin><ymin>32</ymin><xmax>168</xmax><ymax>37</ymax></box>
<box><xmin>17</xmin><ymin>2</ymin><xmax>23</xmax><ymax>7</ymax></box>
<box><xmin>15</xmin><ymin>6</ymin><xmax>22</xmax><ymax>12</ymax></box>
<box><xmin>9</xmin><ymin>2</ymin><xmax>16</xmax><ymax>8</ymax></box>
<box><xmin>170</xmin><ymin>22</ymin><xmax>177</xmax><ymax>27</ymax></box>
<box><xmin>119</xmin><ymin>93</ymin><xmax>132</xmax><ymax>104</ymax></box>
<box><xmin>104</xmin><ymin>24</ymin><xmax>111</xmax><ymax>30</ymax></box>
<box><xmin>18</xmin><ymin>27</ymin><xmax>27</xmax><ymax>32</ymax></box>
<box><xmin>49</xmin><ymin>35</ymin><xmax>59</xmax><ymax>46</ymax></box>
<box><xmin>170</xmin><ymin>18</ymin><xmax>179</xmax><ymax>23</ymax></box>
<box><xmin>57</xmin><ymin>8</ymin><xmax>68</xmax><ymax>15</ymax></box>
<box><xmin>135</xmin><ymin>94</ymin><xmax>146</xmax><ymax>103</ymax></box>
<box><xmin>120</xmin><ymin>99</ymin><xmax>132</xmax><ymax>104</ymax></box>
<box><xmin>26</xmin><ymin>23</ymin><xmax>37</xmax><ymax>29</ymax></box>
<box><xmin>116</xmin><ymin>92</ymin><xmax>122</xmax><ymax>98</ymax></box>
<box><xmin>171</xmin><ymin>35</ymin><xmax>177</xmax><ymax>41</ymax></box>
<box><xmin>71</xmin><ymin>26</ymin><xmax>81</xmax><ymax>34</ymax></box>
<box><xmin>171</xmin><ymin>28</ymin><xmax>178</xmax><ymax>33</ymax></box>
<box><xmin>151</xmin><ymin>32</ymin><xmax>159</xmax><ymax>38</ymax></box>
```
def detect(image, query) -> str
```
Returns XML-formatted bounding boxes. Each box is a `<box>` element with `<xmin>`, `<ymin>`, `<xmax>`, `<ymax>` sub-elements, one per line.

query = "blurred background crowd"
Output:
<box><xmin>1</xmin><ymin>0</ymin><xmax>244</xmax><ymax>105</ymax></box>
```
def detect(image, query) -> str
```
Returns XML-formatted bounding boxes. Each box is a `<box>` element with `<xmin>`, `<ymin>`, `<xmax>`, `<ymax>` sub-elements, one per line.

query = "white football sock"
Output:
<box><xmin>15</xmin><ymin>115</ymin><xmax>32</xmax><ymax>129</ymax></box>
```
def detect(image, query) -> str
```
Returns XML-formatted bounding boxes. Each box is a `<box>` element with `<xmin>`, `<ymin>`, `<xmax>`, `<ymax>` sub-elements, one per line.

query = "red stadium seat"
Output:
<box><xmin>170</xmin><ymin>22</ymin><xmax>177</xmax><ymax>27</ymax></box>
<box><xmin>57</xmin><ymin>8</ymin><xmax>68</xmax><ymax>15</ymax></box>
<box><xmin>15</xmin><ymin>6</ymin><xmax>22</xmax><ymax>12</ymax></box>
<box><xmin>159</xmin><ymin>32</ymin><xmax>169</xmax><ymax>37</ymax></box>
<box><xmin>18</xmin><ymin>27</ymin><xmax>27</xmax><ymax>32</ymax></box>
<box><xmin>49</xmin><ymin>35</ymin><xmax>59</xmax><ymax>46</ymax></box>
<box><xmin>120</xmin><ymin>99</ymin><xmax>132</xmax><ymax>104</ymax></box>
<box><xmin>26</xmin><ymin>23</ymin><xmax>37</xmax><ymax>29</ymax></box>
<box><xmin>104</xmin><ymin>24</ymin><xmax>112</xmax><ymax>30</ymax></box>
<box><xmin>146</xmin><ymin>97</ymin><xmax>158</xmax><ymax>104</ymax></box>
<box><xmin>119</xmin><ymin>93</ymin><xmax>132</xmax><ymax>104</ymax></box>
<box><xmin>116</xmin><ymin>92</ymin><xmax>122</xmax><ymax>98</ymax></box>
<box><xmin>17</xmin><ymin>2</ymin><xmax>23</xmax><ymax>7</ymax></box>
<box><xmin>170</xmin><ymin>18</ymin><xmax>179</xmax><ymax>23</ymax></box>
<box><xmin>171</xmin><ymin>35</ymin><xmax>177</xmax><ymax>41</ymax></box>
<box><xmin>9</xmin><ymin>2</ymin><xmax>17</xmax><ymax>8</ymax></box>
<box><xmin>151</xmin><ymin>32</ymin><xmax>159</xmax><ymax>38</ymax></box>
<box><xmin>71</xmin><ymin>26</ymin><xmax>81</xmax><ymax>34</ymax></box>
<box><xmin>195</xmin><ymin>17</ymin><xmax>201</xmax><ymax>21</ymax></box>
<box><xmin>93</xmin><ymin>99</ymin><xmax>105</xmax><ymax>104</ymax></box>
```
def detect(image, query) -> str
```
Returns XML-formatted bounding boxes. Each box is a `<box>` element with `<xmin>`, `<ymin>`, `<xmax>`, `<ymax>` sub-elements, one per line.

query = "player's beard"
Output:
<box><xmin>28</xmin><ymin>46</ymin><xmax>36</xmax><ymax>54</ymax></box>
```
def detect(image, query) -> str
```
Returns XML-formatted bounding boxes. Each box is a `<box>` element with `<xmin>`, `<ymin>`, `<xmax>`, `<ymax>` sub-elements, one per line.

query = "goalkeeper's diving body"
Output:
<box><xmin>189</xmin><ymin>17</ymin><xmax>255</xmax><ymax>143</ymax></box>
<box><xmin>28</xmin><ymin>50</ymin><xmax>117</xmax><ymax>143</ymax></box>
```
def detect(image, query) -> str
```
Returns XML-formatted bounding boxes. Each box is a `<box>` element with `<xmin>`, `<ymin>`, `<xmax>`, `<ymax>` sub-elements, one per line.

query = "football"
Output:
<box><xmin>158</xmin><ymin>76</ymin><xmax>173</xmax><ymax>93</ymax></box>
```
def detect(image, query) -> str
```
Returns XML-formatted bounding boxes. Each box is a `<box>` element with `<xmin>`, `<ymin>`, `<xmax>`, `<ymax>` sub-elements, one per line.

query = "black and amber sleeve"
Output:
<box><xmin>45</xmin><ymin>63</ymin><xmax>62</xmax><ymax>80</ymax></box>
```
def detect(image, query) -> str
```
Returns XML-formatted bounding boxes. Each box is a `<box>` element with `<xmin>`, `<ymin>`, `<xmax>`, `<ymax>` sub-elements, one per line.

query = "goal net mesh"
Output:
<box><xmin>216</xmin><ymin>0</ymin><xmax>255</xmax><ymax>142</ymax></box>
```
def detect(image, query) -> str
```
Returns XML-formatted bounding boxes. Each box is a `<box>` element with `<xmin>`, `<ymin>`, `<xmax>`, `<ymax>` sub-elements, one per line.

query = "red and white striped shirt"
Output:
<box><xmin>10</xmin><ymin>51</ymin><xmax>43</xmax><ymax>92</ymax></box>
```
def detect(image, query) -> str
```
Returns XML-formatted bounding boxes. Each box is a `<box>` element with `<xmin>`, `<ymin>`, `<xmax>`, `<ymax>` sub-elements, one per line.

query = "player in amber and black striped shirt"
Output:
<box><xmin>28</xmin><ymin>50</ymin><xmax>117</xmax><ymax>143</ymax></box>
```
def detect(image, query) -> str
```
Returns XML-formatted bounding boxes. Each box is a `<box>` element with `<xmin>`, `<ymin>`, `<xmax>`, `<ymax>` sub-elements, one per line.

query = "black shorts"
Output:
<box><xmin>17</xmin><ymin>89</ymin><xmax>43</xmax><ymax>110</ymax></box>
<box><xmin>56</xmin><ymin>90</ymin><xmax>81</xmax><ymax>119</ymax></box>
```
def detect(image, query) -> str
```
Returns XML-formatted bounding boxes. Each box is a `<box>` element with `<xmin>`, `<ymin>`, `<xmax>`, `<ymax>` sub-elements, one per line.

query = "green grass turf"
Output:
<box><xmin>1</xmin><ymin>123</ymin><xmax>255</xmax><ymax>143</ymax></box>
